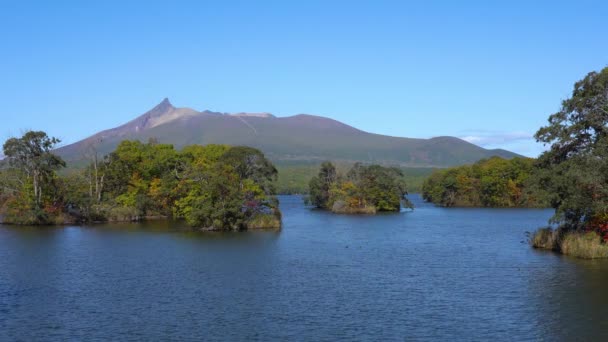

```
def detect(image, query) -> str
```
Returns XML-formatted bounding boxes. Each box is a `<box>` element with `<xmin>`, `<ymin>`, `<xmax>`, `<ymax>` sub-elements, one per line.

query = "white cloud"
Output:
<box><xmin>460</xmin><ymin>131</ymin><xmax>533</xmax><ymax>146</ymax></box>
<box><xmin>457</xmin><ymin>130</ymin><xmax>547</xmax><ymax>157</ymax></box>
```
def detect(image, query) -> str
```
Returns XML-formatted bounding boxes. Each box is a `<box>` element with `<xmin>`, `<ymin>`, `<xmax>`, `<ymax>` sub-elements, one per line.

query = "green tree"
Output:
<box><xmin>307</xmin><ymin>161</ymin><xmax>337</xmax><ymax>209</ymax></box>
<box><xmin>2</xmin><ymin>131</ymin><xmax>65</xmax><ymax>208</ymax></box>
<box><xmin>174</xmin><ymin>145</ymin><xmax>280</xmax><ymax>230</ymax></box>
<box><xmin>99</xmin><ymin>140</ymin><xmax>181</xmax><ymax>217</ymax></box>
<box><xmin>346</xmin><ymin>163</ymin><xmax>412</xmax><ymax>211</ymax></box>
<box><xmin>219</xmin><ymin>146</ymin><xmax>278</xmax><ymax>195</ymax></box>
<box><xmin>534</xmin><ymin>67</ymin><xmax>608</xmax><ymax>231</ymax></box>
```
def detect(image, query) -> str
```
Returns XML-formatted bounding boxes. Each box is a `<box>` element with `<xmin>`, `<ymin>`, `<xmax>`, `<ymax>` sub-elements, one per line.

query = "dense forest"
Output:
<box><xmin>422</xmin><ymin>157</ymin><xmax>548</xmax><ymax>208</ymax></box>
<box><xmin>0</xmin><ymin>134</ymin><xmax>280</xmax><ymax>230</ymax></box>
<box><xmin>307</xmin><ymin>161</ymin><xmax>413</xmax><ymax>214</ymax></box>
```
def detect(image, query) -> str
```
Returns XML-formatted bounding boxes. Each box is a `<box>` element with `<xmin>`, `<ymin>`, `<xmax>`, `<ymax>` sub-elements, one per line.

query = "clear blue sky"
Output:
<box><xmin>1</xmin><ymin>0</ymin><xmax>607</xmax><ymax>157</ymax></box>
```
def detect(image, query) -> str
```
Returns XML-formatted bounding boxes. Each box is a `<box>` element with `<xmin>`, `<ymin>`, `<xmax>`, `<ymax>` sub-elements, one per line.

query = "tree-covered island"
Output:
<box><xmin>307</xmin><ymin>161</ymin><xmax>413</xmax><ymax>214</ymax></box>
<box><xmin>0</xmin><ymin>134</ymin><xmax>281</xmax><ymax>231</ymax></box>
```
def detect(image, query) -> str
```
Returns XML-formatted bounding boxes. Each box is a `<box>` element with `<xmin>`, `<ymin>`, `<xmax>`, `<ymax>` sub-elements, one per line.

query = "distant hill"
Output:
<box><xmin>56</xmin><ymin>98</ymin><xmax>520</xmax><ymax>168</ymax></box>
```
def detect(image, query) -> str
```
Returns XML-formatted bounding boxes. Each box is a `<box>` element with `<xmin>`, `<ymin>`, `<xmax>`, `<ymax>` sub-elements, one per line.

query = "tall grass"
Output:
<box><xmin>560</xmin><ymin>232</ymin><xmax>608</xmax><ymax>259</ymax></box>
<box><xmin>245</xmin><ymin>213</ymin><xmax>281</xmax><ymax>230</ymax></box>
<box><xmin>331</xmin><ymin>200</ymin><xmax>377</xmax><ymax>214</ymax></box>
<box><xmin>530</xmin><ymin>227</ymin><xmax>560</xmax><ymax>250</ymax></box>
<box><xmin>530</xmin><ymin>227</ymin><xmax>608</xmax><ymax>259</ymax></box>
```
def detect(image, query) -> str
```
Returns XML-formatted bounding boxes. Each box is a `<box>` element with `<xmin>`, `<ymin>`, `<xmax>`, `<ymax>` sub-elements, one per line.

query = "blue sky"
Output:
<box><xmin>1</xmin><ymin>0</ymin><xmax>607</xmax><ymax>157</ymax></box>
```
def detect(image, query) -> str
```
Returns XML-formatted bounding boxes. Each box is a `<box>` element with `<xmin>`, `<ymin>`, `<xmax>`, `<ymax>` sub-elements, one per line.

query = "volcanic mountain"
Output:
<box><xmin>56</xmin><ymin>98</ymin><xmax>520</xmax><ymax>167</ymax></box>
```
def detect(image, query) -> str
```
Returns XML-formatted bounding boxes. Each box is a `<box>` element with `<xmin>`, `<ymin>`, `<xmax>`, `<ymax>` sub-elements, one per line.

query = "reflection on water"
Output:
<box><xmin>1</xmin><ymin>195</ymin><xmax>607</xmax><ymax>340</ymax></box>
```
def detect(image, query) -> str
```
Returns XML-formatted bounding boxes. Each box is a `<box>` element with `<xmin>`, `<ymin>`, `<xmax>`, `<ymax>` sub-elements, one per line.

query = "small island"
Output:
<box><xmin>0</xmin><ymin>133</ymin><xmax>281</xmax><ymax>231</ymax></box>
<box><xmin>306</xmin><ymin>161</ymin><xmax>413</xmax><ymax>214</ymax></box>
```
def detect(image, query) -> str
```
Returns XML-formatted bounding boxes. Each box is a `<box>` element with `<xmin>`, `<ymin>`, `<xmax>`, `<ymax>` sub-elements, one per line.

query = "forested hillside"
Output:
<box><xmin>422</xmin><ymin>157</ymin><xmax>548</xmax><ymax>208</ymax></box>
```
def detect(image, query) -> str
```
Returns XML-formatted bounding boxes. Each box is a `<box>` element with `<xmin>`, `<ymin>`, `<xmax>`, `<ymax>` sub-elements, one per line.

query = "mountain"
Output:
<box><xmin>56</xmin><ymin>98</ymin><xmax>521</xmax><ymax>167</ymax></box>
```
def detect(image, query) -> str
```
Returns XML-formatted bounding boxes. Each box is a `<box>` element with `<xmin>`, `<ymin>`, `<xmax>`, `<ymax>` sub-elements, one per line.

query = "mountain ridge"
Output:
<box><xmin>56</xmin><ymin>98</ymin><xmax>522</xmax><ymax>168</ymax></box>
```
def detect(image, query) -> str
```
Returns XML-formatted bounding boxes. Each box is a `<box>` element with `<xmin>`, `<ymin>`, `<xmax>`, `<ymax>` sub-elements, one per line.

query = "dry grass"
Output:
<box><xmin>105</xmin><ymin>206</ymin><xmax>140</xmax><ymax>222</ymax></box>
<box><xmin>530</xmin><ymin>228</ymin><xmax>608</xmax><ymax>259</ymax></box>
<box><xmin>530</xmin><ymin>227</ymin><xmax>560</xmax><ymax>250</ymax></box>
<box><xmin>245</xmin><ymin>214</ymin><xmax>281</xmax><ymax>230</ymax></box>
<box><xmin>560</xmin><ymin>232</ymin><xmax>608</xmax><ymax>259</ymax></box>
<box><xmin>331</xmin><ymin>200</ymin><xmax>377</xmax><ymax>214</ymax></box>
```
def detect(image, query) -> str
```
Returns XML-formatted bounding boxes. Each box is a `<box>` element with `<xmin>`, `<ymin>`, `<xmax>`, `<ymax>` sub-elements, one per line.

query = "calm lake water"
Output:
<box><xmin>1</xmin><ymin>195</ymin><xmax>608</xmax><ymax>341</ymax></box>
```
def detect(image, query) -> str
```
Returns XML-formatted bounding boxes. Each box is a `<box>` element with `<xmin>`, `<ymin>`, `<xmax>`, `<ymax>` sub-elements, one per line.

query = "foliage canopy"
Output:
<box><xmin>1</xmin><ymin>131</ymin><xmax>65</xmax><ymax>224</ymax></box>
<box><xmin>534</xmin><ymin>67</ymin><xmax>608</xmax><ymax>233</ymax></box>
<box><xmin>422</xmin><ymin>157</ymin><xmax>547</xmax><ymax>208</ymax></box>
<box><xmin>0</xmin><ymin>135</ymin><xmax>280</xmax><ymax>230</ymax></box>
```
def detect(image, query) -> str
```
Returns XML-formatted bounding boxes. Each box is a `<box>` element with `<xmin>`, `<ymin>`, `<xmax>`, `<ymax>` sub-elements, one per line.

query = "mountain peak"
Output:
<box><xmin>153</xmin><ymin>97</ymin><xmax>174</xmax><ymax>111</ymax></box>
<box><xmin>140</xmin><ymin>98</ymin><xmax>176</xmax><ymax>120</ymax></box>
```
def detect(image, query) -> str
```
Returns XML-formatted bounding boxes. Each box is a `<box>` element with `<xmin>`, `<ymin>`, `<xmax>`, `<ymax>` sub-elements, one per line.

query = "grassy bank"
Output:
<box><xmin>530</xmin><ymin>227</ymin><xmax>608</xmax><ymax>259</ymax></box>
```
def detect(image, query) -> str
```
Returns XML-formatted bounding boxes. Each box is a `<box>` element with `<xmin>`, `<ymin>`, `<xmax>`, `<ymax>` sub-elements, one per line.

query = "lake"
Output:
<box><xmin>1</xmin><ymin>194</ymin><xmax>608</xmax><ymax>341</ymax></box>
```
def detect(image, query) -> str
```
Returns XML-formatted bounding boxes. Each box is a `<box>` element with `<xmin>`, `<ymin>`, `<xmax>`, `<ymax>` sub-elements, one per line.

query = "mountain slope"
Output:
<box><xmin>56</xmin><ymin>98</ymin><xmax>521</xmax><ymax>167</ymax></box>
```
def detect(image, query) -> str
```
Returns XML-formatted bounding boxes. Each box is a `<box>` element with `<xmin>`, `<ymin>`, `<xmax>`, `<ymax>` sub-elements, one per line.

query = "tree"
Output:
<box><xmin>307</xmin><ymin>161</ymin><xmax>337</xmax><ymax>209</ymax></box>
<box><xmin>174</xmin><ymin>145</ymin><xmax>280</xmax><ymax>230</ymax></box>
<box><xmin>82</xmin><ymin>139</ymin><xmax>110</xmax><ymax>205</ymax></box>
<box><xmin>219</xmin><ymin>146</ymin><xmax>278</xmax><ymax>195</ymax></box>
<box><xmin>534</xmin><ymin>67</ymin><xmax>608</xmax><ymax>231</ymax></box>
<box><xmin>346</xmin><ymin>163</ymin><xmax>412</xmax><ymax>211</ymax></box>
<box><xmin>2</xmin><ymin>131</ymin><xmax>65</xmax><ymax>208</ymax></box>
